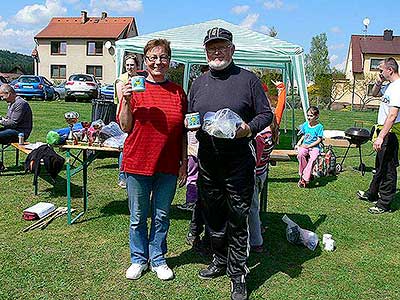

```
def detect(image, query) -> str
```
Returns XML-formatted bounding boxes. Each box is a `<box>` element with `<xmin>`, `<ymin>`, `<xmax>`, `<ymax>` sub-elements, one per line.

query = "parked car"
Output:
<box><xmin>65</xmin><ymin>74</ymin><xmax>100</xmax><ymax>102</ymax></box>
<box><xmin>100</xmin><ymin>84</ymin><xmax>115</xmax><ymax>101</ymax></box>
<box><xmin>13</xmin><ymin>75</ymin><xmax>55</xmax><ymax>100</ymax></box>
<box><xmin>54</xmin><ymin>81</ymin><xmax>66</xmax><ymax>100</ymax></box>
<box><xmin>9</xmin><ymin>79</ymin><xmax>17</xmax><ymax>87</ymax></box>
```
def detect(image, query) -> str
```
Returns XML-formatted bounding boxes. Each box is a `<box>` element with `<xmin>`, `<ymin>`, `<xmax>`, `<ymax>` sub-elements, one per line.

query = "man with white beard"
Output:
<box><xmin>187</xmin><ymin>27</ymin><xmax>272</xmax><ymax>300</ymax></box>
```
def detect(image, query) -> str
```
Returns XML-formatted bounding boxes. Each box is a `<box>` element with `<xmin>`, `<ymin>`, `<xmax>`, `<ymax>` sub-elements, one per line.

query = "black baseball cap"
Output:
<box><xmin>203</xmin><ymin>27</ymin><xmax>233</xmax><ymax>45</ymax></box>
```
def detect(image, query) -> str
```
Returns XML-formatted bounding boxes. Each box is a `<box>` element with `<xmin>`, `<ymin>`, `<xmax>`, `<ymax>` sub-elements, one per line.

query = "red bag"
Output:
<box><xmin>23</xmin><ymin>211</ymin><xmax>39</xmax><ymax>221</ymax></box>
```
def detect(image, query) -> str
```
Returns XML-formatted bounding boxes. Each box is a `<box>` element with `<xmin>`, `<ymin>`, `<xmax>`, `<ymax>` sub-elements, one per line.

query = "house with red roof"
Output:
<box><xmin>34</xmin><ymin>11</ymin><xmax>138</xmax><ymax>84</ymax></box>
<box><xmin>338</xmin><ymin>29</ymin><xmax>400</xmax><ymax>109</ymax></box>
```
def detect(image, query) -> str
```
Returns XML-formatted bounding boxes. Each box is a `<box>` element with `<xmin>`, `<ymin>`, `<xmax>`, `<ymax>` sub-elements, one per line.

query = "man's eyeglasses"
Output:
<box><xmin>145</xmin><ymin>55</ymin><xmax>170</xmax><ymax>63</ymax></box>
<box><xmin>307</xmin><ymin>114</ymin><xmax>316</xmax><ymax>118</ymax></box>
<box><xmin>205</xmin><ymin>44</ymin><xmax>232</xmax><ymax>54</ymax></box>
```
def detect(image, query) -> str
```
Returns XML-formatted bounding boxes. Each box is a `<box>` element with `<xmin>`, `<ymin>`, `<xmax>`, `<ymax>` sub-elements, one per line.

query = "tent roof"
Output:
<box><xmin>116</xmin><ymin>19</ymin><xmax>304</xmax><ymax>67</ymax></box>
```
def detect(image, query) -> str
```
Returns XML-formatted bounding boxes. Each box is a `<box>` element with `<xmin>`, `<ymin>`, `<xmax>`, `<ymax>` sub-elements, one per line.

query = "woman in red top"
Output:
<box><xmin>119</xmin><ymin>39</ymin><xmax>187</xmax><ymax>281</ymax></box>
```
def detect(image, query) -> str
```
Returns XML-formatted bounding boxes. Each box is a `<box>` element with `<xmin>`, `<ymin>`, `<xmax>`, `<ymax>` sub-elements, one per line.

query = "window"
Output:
<box><xmin>87</xmin><ymin>41</ymin><xmax>103</xmax><ymax>56</ymax></box>
<box><xmin>51</xmin><ymin>65</ymin><xmax>66</xmax><ymax>79</ymax></box>
<box><xmin>86</xmin><ymin>65</ymin><xmax>103</xmax><ymax>79</ymax></box>
<box><xmin>51</xmin><ymin>41</ymin><xmax>66</xmax><ymax>55</ymax></box>
<box><xmin>370</xmin><ymin>59</ymin><xmax>382</xmax><ymax>71</ymax></box>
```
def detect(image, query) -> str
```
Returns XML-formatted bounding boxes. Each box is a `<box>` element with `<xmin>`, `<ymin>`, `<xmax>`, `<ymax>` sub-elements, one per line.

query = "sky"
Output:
<box><xmin>1</xmin><ymin>0</ymin><xmax>400</xmax><ymax>71</ymax></box>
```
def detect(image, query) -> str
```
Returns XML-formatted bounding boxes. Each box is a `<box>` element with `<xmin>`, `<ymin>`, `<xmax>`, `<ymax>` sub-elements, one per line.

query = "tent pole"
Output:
<box><xmin>289</xmin><ymin>63</ymin><xmax>296</xmax><ymax>148</ymax></box>
<box><xmin>183</xmin><ymin>62</ymin><xmax>191</xmax><ymax>93</ymax></box>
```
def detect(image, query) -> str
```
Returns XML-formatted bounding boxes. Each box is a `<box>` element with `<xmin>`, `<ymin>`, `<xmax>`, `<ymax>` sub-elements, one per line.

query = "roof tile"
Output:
<box><xmin>351</xmin><ymin>34</ymin><xmax>400</xmax><ymax>73</ymax></box>
<box><xmin>35</xmin><ymin>17</ymin><xmax>135</xmax><ymax>39</ymax></box>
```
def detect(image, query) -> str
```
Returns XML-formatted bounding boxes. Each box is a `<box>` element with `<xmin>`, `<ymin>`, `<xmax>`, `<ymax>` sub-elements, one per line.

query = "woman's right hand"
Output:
<box><xmin>121</xmin><ymin>82</ymin><xmax>133</xmax><ymax>102</ymax></box>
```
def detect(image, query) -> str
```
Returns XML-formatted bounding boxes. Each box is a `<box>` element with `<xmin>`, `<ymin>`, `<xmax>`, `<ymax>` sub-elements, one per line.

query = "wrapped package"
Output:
<box><xmin>202</xmin><ymin>108</ymin><xmax>243</xmax><ymax>139</ymax></box>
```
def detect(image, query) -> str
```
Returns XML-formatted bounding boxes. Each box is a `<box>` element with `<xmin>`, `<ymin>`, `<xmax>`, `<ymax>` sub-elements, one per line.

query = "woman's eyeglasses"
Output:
<box><xmin>145</xmin><ymin>55</ymin><xmax>170</xmax><ymax>63</ymax></box>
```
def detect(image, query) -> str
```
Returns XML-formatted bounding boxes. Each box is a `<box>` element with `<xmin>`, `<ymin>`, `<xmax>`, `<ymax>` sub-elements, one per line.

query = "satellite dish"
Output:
<box><xmin>104</xmin><ymin>41</ymin><xmax>112</xmax><ymax>49</ymax></box>
<box><xmin>363</xmin><ymin>17</ymin><xmax>370</xmax><ymax>27</ymax></box>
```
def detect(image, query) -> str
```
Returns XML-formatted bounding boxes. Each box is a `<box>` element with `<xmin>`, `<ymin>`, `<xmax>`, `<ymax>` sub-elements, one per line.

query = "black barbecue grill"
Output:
<box><xmin>335</xmin><ymin>127</ymin><xmax>371</xmax><ymax>175</ymax></box>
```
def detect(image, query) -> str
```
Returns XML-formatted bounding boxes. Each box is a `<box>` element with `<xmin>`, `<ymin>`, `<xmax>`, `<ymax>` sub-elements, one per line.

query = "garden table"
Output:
<box><xmin>60</xmin><ymin>144</ymin><xmax>121</xmax><ymax>224</ymax></box>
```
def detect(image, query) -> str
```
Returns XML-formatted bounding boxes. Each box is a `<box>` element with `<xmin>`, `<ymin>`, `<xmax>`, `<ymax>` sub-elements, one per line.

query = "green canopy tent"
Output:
<box><xmin>115</xmin><ymin>19</ymin><xmax>309</xmax><ymax>144</ymax></box>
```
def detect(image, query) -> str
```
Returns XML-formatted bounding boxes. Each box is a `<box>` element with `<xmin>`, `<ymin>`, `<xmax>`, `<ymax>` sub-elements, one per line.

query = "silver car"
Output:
<box><xmin>65</xmin><ymin>74</ymin><xmax>100</xmax><ymax>102</ymax></box>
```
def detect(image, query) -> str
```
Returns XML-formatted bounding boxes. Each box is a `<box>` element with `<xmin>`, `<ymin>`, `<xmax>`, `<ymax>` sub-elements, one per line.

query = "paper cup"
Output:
<box><xmin>186</xmin><ymin>112</ymin><xmax>201</xmax><ymax>129</ymax></box>
<box><xmin>324</xmin><ymin>238</ymin><xmax>336</xmax><ymax>251</ymax></box>
<box><xmin>322</xmin><ymin>234</ymin><xmax>332</xmax><ymax>245</ymax></box>
<box><xmin>131</xmin><ymin>76</ymin><xmax>146</xmax><ymax>92</ymax></box>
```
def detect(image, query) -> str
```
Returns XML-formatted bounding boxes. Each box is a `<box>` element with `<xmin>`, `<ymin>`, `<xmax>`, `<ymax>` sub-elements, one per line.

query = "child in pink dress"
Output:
<box><xmin>295</xmin><ymin>106</ymin><xmax>324</xmax><ymax>188</ymax></box>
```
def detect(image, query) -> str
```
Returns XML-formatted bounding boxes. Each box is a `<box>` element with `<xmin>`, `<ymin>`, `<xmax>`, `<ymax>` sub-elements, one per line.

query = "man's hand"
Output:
<box><xmin>235</xmin><ymin>122</ymin><xmax>252</xmax><ymax>138</ymax></box>
<box><xmin>373</xmin><ymin>136</ymin><xmax>384</xmax><ymax>152</ymax></box>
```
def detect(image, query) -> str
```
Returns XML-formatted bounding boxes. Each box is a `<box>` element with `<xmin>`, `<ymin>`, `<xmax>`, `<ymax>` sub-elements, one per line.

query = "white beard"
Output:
<box><xmin>208</xmin><ymin>59</ymin><xmax>232</xmax><ymax>71</ymax></box>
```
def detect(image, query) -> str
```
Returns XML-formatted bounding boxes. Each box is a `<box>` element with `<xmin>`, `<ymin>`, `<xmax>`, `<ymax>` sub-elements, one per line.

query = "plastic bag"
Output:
<box><xmin>282</xmin><ymin>214</ymin><xmax>319</xmax><ymax>251</ymax></box>
<box><xmin>100</xmin><ymin>122</ymin><xmax>125</xmax><ymax>139</ymax></box>
<box><xmin>102</xmin><ymin>133</ymin><xmax>128</xmax><ymax>149</ymax></box>
<box><xmin>202</xmin><ymin>108</ymin><xmax>243</xmax><ymax>139</ymax></box>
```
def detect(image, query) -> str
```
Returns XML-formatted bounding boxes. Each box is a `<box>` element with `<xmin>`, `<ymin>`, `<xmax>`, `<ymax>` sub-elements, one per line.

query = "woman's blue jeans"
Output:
<box><xmin>126</xmin><ymin>172</ymin><xmax>177</xmax><ymax>267</ymax></box>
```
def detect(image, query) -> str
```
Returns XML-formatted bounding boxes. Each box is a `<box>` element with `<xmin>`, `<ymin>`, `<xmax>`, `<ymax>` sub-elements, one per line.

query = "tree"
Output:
<box><xmin>330</xmin><ymin>79</ymin><xmax>351</xmax><ymax>109</ymax></box>
<box><xmin>352</xmin><ymin>74</ymin><xmax>377</xmax><ymax>110</ymax></box>
<box><xmin>305</xmin><ymin>33</ymin><xmax>330</xmax><ymax>83</ymax></box>
<box><xmin>268</xmin><ymin>26</ymin><xmax>278</xmax><ymax>37</ymax></box>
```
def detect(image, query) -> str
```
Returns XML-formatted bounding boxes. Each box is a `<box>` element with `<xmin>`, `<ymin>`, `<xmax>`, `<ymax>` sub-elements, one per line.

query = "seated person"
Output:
<box><xmin>295</xmin><ymin>106</ymin><xmax>324</xmax><ymax>188</ymax></box>
<box><xmin>0</xmin><ymin>84</ymin><xmax>33</xmax><ymax>170</ymax></box>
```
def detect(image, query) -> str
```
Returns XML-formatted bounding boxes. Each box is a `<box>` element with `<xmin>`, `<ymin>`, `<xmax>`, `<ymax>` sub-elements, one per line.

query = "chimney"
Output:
<box><xmin>81</xmin><ymin>10</ymin><xmax>88</xmax><ymax>24</ymax></box>
<box><xmin>383</xmin><ymin>29</ymin><xmax>393</xmax><ymax>41</ymax></box>
<box><xmin>101</xmin><ymin>12</ymin><xmax>108</xmax><ymax>19</ymax></box>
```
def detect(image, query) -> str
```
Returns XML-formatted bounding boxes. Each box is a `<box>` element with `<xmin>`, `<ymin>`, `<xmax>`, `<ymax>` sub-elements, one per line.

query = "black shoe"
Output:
<box><xmin>198</xmin><ymin>261</ymin><xmax>226</xmax><ymax>279</ymax></box>
<box><xmin>0</xmin><ymin>162</ymin><xmax>5</xmax><ymax>172</ymax></box>
<box><xmin>177</xmin><ymin>202</ymin><xmax>195</xmax><ymax>211</ymax></box>
<box><xmin>231</xmin><ymin>277</ymin><xmax>248</xmax><ymax>300</ymax></box>
<box><xmin>357</xmin><ymin>190</ymin><xmax>376</xmax><ymax>203</ymax></box>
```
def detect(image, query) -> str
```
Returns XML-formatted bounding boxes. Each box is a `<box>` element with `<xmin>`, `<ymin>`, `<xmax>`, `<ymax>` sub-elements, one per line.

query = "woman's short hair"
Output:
<box><xmin>144</xmin><ymin>39</ymin><xmax>171</xmax><ymax>58</ymax></box>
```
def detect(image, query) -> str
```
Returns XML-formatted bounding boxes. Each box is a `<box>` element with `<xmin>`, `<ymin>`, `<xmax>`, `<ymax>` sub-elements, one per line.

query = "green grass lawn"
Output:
<box><xmin>1</xmin><ymin>102</ymin><xmax>399</xmax><ymax>300</ymax></box>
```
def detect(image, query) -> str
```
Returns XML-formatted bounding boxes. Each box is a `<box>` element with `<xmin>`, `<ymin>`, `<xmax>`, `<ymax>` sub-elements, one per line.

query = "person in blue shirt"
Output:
<box><xmin>295</xmin><ymin>106</ymin><xmax>324</xmax><ymax>187</ymax></box>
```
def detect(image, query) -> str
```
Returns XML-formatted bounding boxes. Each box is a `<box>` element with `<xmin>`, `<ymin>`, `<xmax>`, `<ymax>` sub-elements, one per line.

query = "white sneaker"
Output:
<box><xmin>118</xmin><ymin>180</ymin><xmax>127</xmax><ymax>189</ymax></box>
<box><xmin>151</xmin><ymin>264</ymin><xmax>174</xmax><ymax>280</ymax></box>
<box><xmin>125</xmin><ymin>263</ymin><xmax>148</xmax><ymax>280</ymax></box>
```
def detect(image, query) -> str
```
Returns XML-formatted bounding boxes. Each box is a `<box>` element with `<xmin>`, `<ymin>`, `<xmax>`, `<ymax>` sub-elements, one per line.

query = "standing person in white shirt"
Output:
<box><xmin>357</xmin><ymin>57</ymin><xmax>400</xmax><ymax>214</ymax></box>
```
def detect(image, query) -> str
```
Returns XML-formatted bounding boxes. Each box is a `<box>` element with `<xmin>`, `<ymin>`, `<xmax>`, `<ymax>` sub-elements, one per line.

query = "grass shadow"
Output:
<box><xmin>247</xmin><ymin>212</ymin><xmax>325</xmax><ymax>296</ymax></box>
<box><xmin>390</xmin><ymin>192</ymin><xmax>400</xmax><ymax>212</ymax></box>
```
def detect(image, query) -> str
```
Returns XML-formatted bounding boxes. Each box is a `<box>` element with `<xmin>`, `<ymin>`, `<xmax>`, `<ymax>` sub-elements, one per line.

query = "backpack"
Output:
<box><xmin>24</xmin><ymin>144</ymin><xmax>65</xmax><ymax>186</ymax></box>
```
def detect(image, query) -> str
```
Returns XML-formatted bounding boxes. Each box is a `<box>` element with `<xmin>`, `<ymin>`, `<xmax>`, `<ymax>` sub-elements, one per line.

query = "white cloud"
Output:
<box><xmin>330</xmin><ymin>26</ymin><xmax>341</xmax><ymax>34</ymax></box>
<box><xmin>0</xmin><ymin>17</ymin><xmax>36</xmax><ymax>54</ymax></box>
<box><xmin>333</xmin><ymin>60</ymin><xmax>346</xmax><ymax>71</ymax></box>
<box><xmin>89</xmin><ymin>0</ymin><xmax>143</xmax><ymax>13</ymax></box>
<box><xmin>330</xmin><ymin>54</ymin><xmax>338</xmax><ymax>63</ymax></box>
<box><xmin>329</xmin><ymin>43</ymin><xmax>345</xmax><ymax>50</ymax></box>
<box><xmin>240</xmin><ymin>13</ymin><xmax>259</xmax><ymax>29</ymax></box>
<box><xmin>263</xmin><ymin>0</ymin><xmax>284</xmax><ymax>10</ymax></box>
<box><xmin>13</xmin><ymin>0</ymin><xmax>67</xmax><ymax>25</ymax></box>
<box><xmin>259</xmin><ymin>25</ymin><xmax>270</xmax><ymax>34</ymax></box>
<box><xmin>231</xmin><ymin>5</ymin><xmax>250</xmax><ymax>14</ymax></box>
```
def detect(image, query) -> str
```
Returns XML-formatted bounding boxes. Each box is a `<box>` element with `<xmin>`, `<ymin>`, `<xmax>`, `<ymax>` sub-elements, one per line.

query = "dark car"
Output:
<box><xmin>13</xmin><ymin>75</ymin><xmax>55</xmax><ymax>100</ymax></box>
<box><xmin>100</xmin><ymin>84</ymin><xmax>114</xmax><ymax>101</ymax></box>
